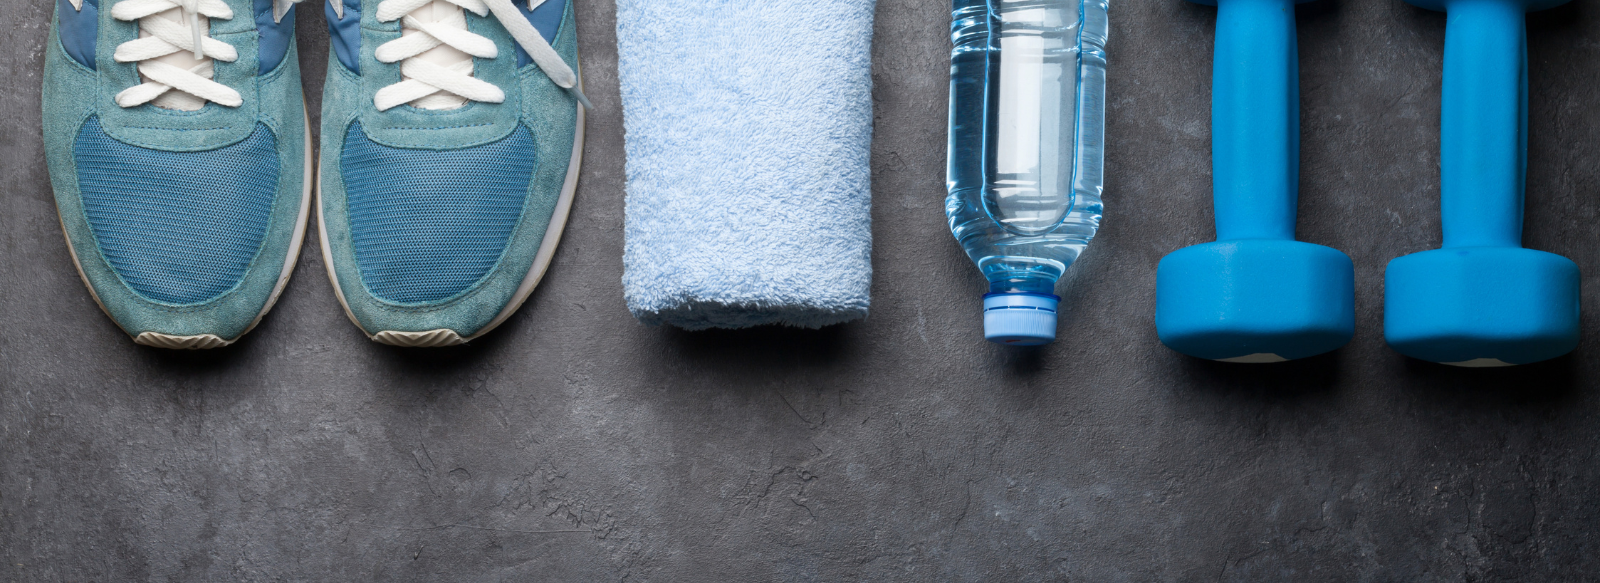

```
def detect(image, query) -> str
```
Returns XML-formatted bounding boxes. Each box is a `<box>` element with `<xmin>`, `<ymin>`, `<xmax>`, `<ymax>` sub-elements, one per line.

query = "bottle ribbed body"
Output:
<box><xmin>947</xmin><ymin>0</ymin><xmax>1107</xmax><ymax>296</ymax></box>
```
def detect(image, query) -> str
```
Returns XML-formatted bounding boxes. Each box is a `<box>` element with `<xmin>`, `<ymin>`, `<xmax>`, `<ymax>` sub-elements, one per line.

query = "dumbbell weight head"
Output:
<box><xmin>1385</xmin><ymin>248</ymin><xmax>1579</xmax><ymax>367</ymax></box>
<box><xmin>1157</xmin><ymin>240</ymin><xmax>1355</xmax><ymax>362</ymax></box>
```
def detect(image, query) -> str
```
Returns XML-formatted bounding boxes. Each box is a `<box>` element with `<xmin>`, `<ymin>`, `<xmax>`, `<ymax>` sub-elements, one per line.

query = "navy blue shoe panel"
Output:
<box><xmin>516</xmin><ymin>0</ymin><xmax>567</xmax><ymax>67</ymax></box>
<box><xmin>56</xmin><ymin>0</ymin><xmax>98</xmax><ymax>70</ymax></box>
<box><xmin>325</xmin><ymin>0</ymin><xmax>361</xmax><ymax>73</ymax></box>
<box><xmin>254</xmin><ymin>0</ymin><xmax>296</xmax><ymax>74</ymax></box>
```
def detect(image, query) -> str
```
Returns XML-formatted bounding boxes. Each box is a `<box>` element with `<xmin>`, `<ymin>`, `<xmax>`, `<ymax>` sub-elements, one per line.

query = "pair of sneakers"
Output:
<box><xmin>42</xmin><ymin>0</ymin><xmax>587</xmax><ymax>348</ymax></box>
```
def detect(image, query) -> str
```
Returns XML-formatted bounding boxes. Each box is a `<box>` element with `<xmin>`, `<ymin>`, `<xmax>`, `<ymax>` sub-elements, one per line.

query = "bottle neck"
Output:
<box><xmin>987</xmin><ymin>275</ymin><xmax>1057</xmax><ymax>296</ymax></box>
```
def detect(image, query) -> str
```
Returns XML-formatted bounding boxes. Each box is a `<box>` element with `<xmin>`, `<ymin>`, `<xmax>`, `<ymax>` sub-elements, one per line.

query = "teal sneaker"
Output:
<box><xmin>42</xmin><ymin>0</ymin><xmax>313</xmax><ymax>349</ymax></box>
<box><xmin>317</xmin><ymin>0</ymin><xmax>587</xmax><ymax>347</ymax></box>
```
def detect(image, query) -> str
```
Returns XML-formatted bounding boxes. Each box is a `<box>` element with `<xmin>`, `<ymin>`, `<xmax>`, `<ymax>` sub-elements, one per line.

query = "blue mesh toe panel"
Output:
<box><xmin>73</xmin><ymin>117</ymin><xmax>280</xmax><ymax>305</ymax></box>
<box><xmin>342</xmin><ymin>122</ymin><xmax>535</xmax><ymax>305</ymax></box>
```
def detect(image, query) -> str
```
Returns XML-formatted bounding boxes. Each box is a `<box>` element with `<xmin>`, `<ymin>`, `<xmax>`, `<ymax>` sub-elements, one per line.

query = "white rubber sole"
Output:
<box><xmin>1215</xmin><ymin>353</ymin><xmax>1289</xmax><ymax>364</ymax></box>
<box><xmin>61</xmin><ymin>108</ymin><xmax>316</xmax><ymax>350</ymax></box>
<box><xmin>1442</xmin><ymin>358</ymin><xmax>1515</xmax><ymax>368</ymax></box>
<box><xmin>320</xmin><ymin>102</ymin><xmax>586</xmax><ymax>348</ymax></box>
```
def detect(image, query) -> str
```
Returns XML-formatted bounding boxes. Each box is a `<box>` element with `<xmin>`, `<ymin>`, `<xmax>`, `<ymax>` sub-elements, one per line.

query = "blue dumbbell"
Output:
<box><xmin>1385</xmin><ymin>0</ymin><xmax>1580</xmax><ymax>367</ymax></box>
<box><xmin>1156</xmin><ymin>0</ymin><xmax>1354</xmax><ymax>363</ymax></box>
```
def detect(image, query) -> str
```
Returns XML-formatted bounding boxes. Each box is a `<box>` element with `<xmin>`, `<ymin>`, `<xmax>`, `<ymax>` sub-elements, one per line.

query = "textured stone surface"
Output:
<box><xmin>5</xmin><ymin>1</ymin><xmax>1600</xmax><ymax>581</ymax></box>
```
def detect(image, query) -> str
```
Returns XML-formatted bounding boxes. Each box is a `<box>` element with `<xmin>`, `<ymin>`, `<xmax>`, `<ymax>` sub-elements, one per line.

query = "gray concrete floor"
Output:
<box><xmin>5</xmin><ymin>0</ymin><xmax>1600</xmax><ymax>581</ymax></box>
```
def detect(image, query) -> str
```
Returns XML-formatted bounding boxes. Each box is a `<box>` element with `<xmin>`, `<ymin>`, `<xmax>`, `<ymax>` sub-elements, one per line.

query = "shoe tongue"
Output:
<box><xmin>404</xmin><ymin>0</ymin><xmax>475</xmax><ymax>110</ymax></box>
<box><xmin>145</xmin><ymin>6</ymin><xmax>213</xmax><ymax>111</ymax></box>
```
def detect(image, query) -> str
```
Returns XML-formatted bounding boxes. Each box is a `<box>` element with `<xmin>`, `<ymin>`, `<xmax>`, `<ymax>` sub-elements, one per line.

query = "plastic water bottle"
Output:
<box><xmin>947</xmin><ymin>0</ymin><xmax>1108</xmax><ymax>346</ymax></box>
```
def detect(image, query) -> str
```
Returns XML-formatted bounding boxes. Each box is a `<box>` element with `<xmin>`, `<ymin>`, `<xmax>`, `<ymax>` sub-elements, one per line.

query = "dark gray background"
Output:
<box><xmin>5</xmin><ymin>0</ymin><xmax>1599</xmax><ymax>581</ymax></box>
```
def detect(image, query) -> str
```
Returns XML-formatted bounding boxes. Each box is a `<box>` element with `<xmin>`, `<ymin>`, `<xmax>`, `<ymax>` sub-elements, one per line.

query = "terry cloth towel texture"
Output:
<box><xmin>616</xmin><ymin>0</ymin><xmax>877</xmax><ymax>330</ymax></box>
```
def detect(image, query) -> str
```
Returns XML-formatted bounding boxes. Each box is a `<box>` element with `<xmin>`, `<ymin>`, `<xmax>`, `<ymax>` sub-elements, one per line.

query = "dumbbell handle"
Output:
<box><xmin>1212</xmin><ymin>0</ymin><xmax>1300</xmax><ymax>242</ymax></box>
<box><xmin>1441</xmin><ymin>0</ymin><xmax>1526</xmax><ymax>249</ymax></box>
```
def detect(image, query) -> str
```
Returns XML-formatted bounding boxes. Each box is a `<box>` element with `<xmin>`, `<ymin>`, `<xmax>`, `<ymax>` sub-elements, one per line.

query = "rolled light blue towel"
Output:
<box><xmin>616</xmin><ymin>0</ymin><xmax>877</xmax><ymax>330</ymax></box>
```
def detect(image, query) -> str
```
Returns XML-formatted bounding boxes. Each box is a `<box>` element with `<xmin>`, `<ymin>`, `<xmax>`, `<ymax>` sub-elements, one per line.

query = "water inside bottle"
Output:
<box><xmin>948</xmin><ymin>0</ymin><xmax>1107</xmax><ymax>295</ymax></box>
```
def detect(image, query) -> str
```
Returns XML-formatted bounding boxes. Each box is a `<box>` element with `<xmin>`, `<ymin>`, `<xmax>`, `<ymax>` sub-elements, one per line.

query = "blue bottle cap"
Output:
<box><xmin>983</xmin><ymin>292</ymin><xmax>1059</xmax><ymax>346</ymax></box>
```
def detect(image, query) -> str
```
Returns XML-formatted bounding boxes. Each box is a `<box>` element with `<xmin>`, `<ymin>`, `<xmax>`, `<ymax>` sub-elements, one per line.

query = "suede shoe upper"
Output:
<box><xmin>43</xmin><ymin>0</ymin><xmax>310</xmax><ymax>345</ymax></box>
<box><xmin>317</xmin><ymin>0</ymin><xmax>584</xmax><ymax>343</ymax></box>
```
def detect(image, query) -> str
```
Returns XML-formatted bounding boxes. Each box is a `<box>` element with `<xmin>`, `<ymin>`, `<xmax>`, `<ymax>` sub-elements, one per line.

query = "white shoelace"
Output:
<box><xmin>107</xmin><ymin>0</ymin><xmax>302</xmax><ymax>110</ymax></box>
<box><xmin>366</xmin><ymin>0</ymin><xmax>592</xmax><ymax>111</ymax></box>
